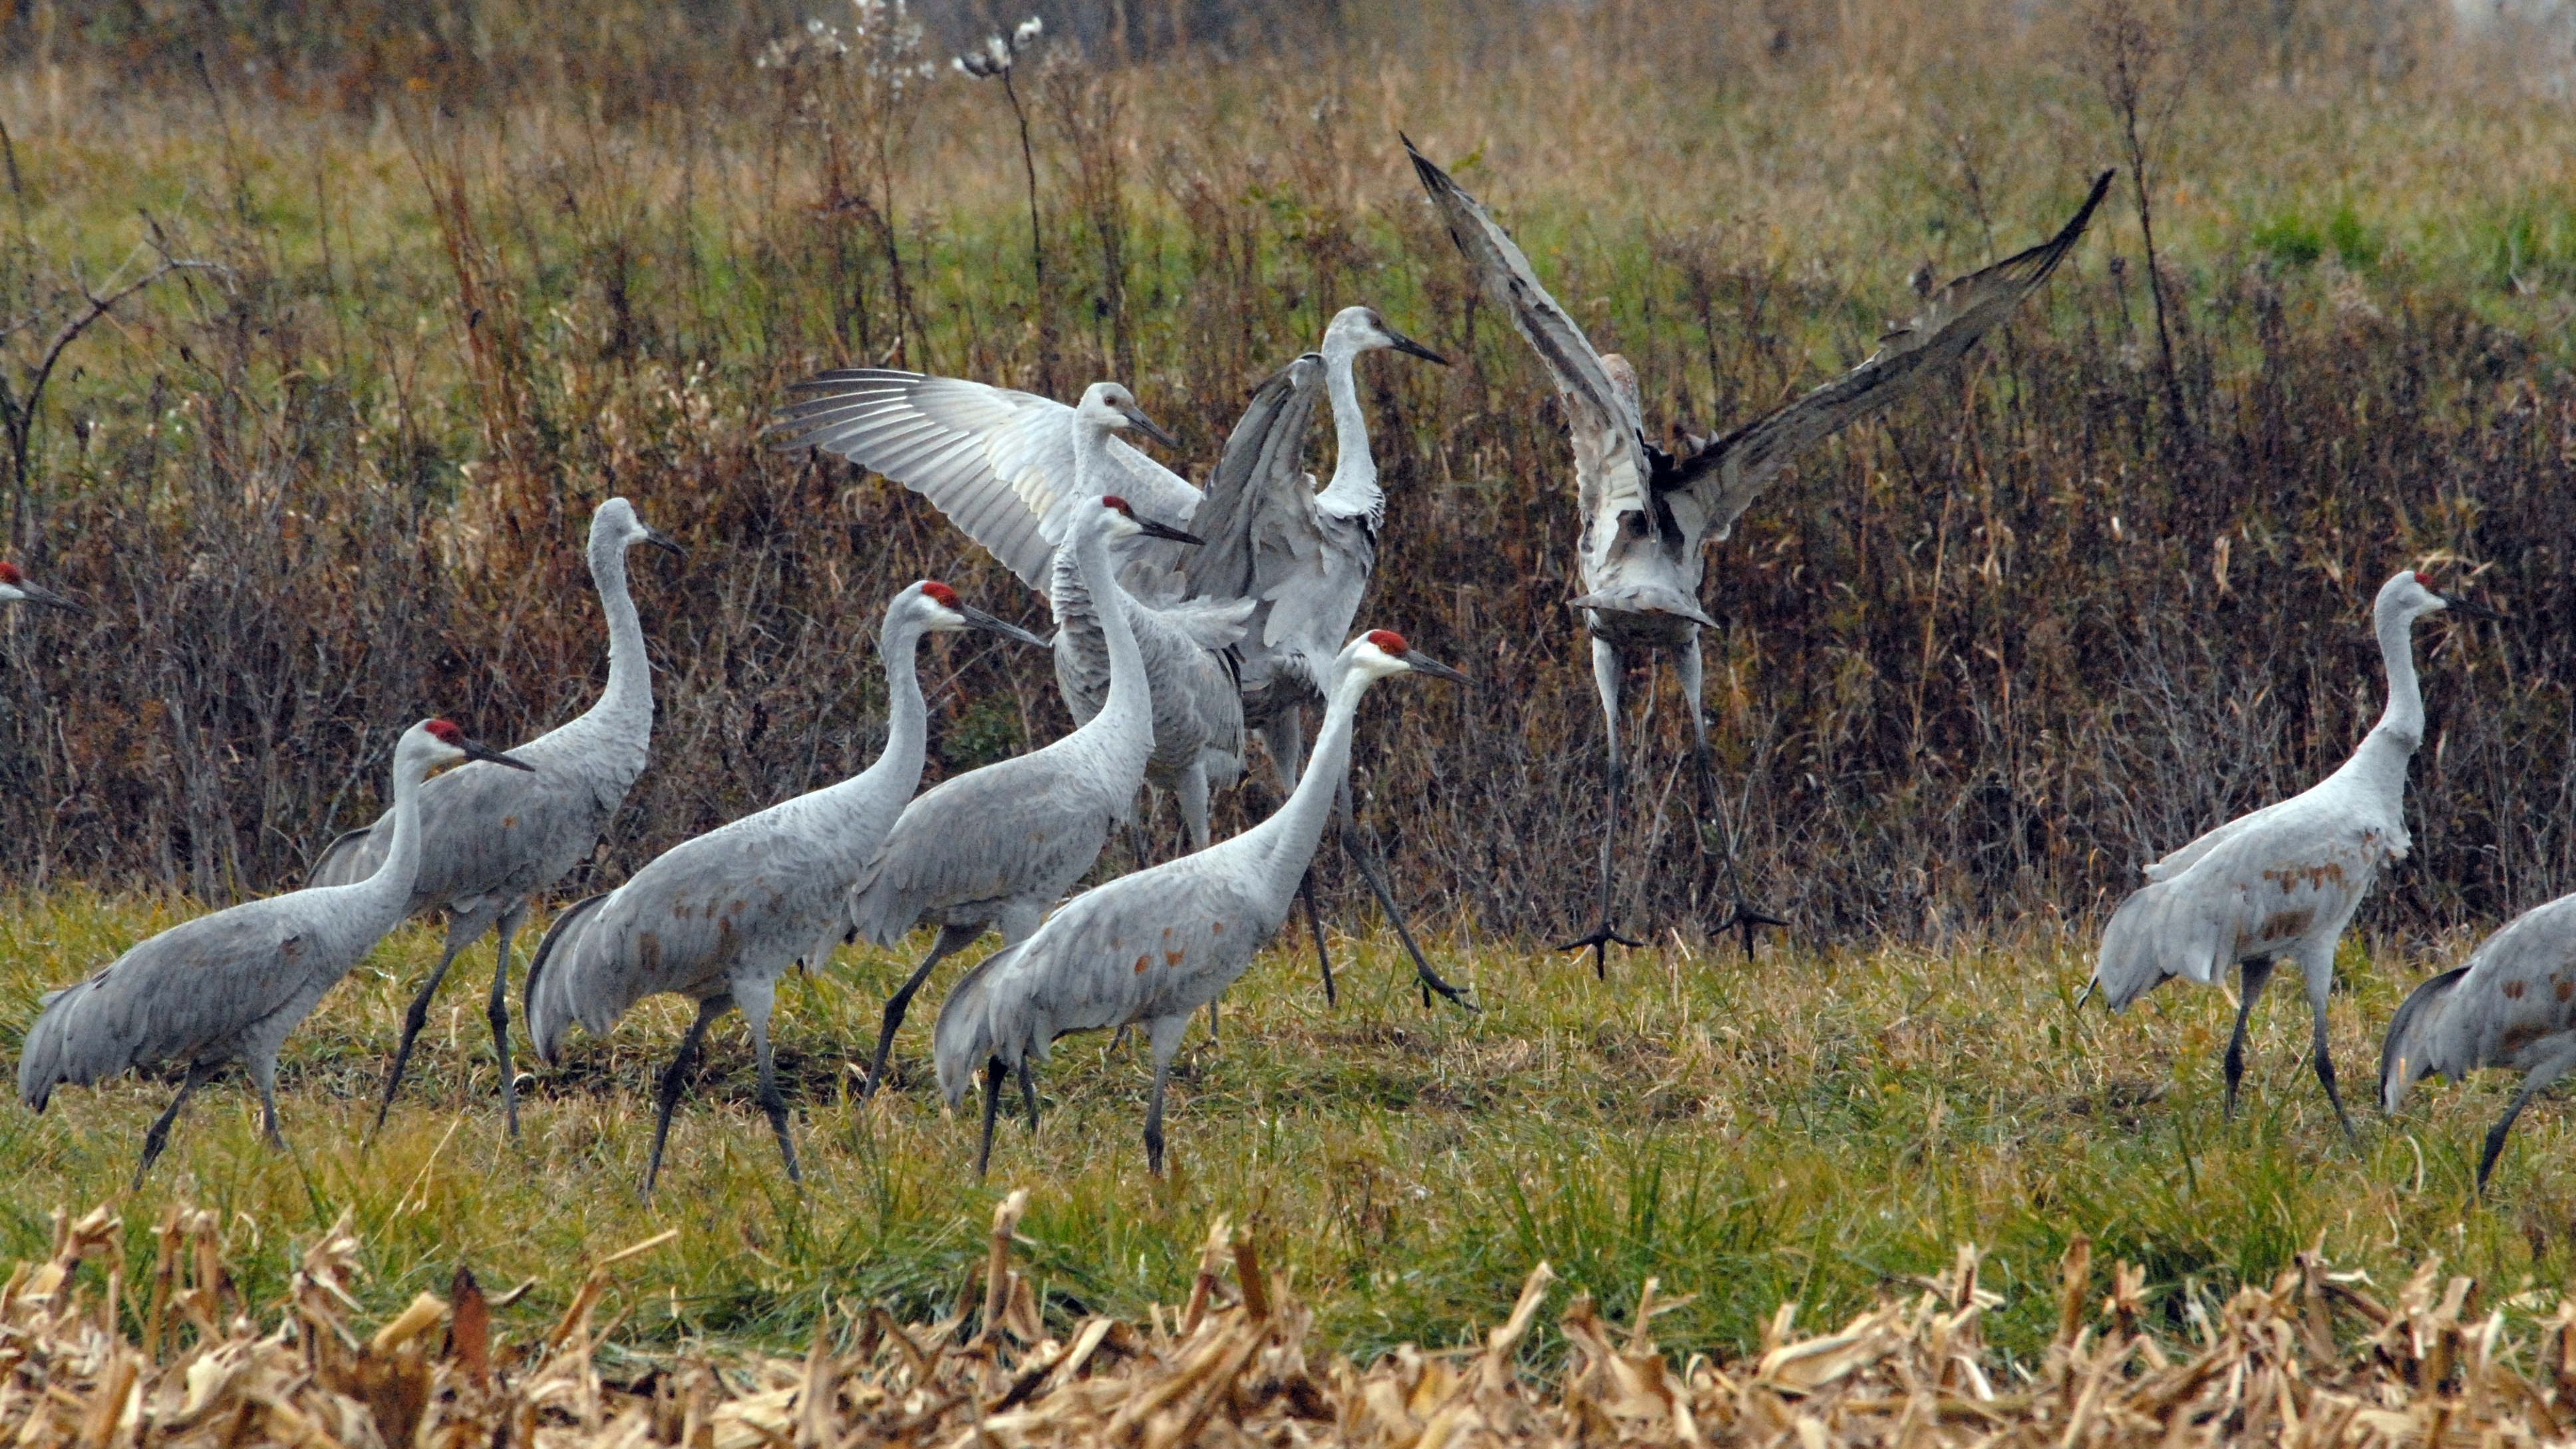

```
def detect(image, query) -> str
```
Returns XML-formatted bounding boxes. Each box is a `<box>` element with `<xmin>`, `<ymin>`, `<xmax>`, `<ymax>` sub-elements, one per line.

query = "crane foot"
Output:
<box><xmin>1710</xmin><ymin>898</ymin><xmax>1788</xmax><ymax>961</ymax></box>
<box><xmin>1555</xmin><ymin>921</ymin><xmax>1644</xmax><ymax>979</ymax></box>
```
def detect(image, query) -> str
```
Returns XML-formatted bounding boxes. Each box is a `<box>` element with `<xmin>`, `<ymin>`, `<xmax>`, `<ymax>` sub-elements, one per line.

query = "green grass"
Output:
<box><xmin>3</xmin><ymin>889</ymin><xmax>2569</xmax><ymax>1370</ymax></box>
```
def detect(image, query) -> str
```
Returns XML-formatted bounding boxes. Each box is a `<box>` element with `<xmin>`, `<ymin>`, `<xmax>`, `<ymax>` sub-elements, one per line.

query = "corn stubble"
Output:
<box><xmin>3</xmin><ymin>1190</ymin><xmax>2570</xmax><ymax>1448</ymax></box>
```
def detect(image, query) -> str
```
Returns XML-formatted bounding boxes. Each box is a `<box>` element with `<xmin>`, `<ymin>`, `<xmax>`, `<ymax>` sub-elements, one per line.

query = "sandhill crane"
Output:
<box><xmin>0</xmin><ymin>562</ymin><xmax>80</xmax><ymax>611</ymax></box>
<box><xmin>770</xmin><ymin>370</ymin><xmax>1251</xmax><ymax>854</ymax></box>
<box><xmin>522</xmin><ymin>582</ymin><xmax>1043</xmax><ymax>1190</ymax></box>
<box><xmin>1184</xmin><ymin>313</ymin><xmax>1469</xmax><ymax>1009</ymax></box>
<box><xmin>848</xmin><ymin>477</ymin><xmax>1200</xmax><ymax>1098</ymax></box>
<box><xmin>2381</xmin><ymin>895</ymin><xmax>2576</xmax><ymax>1194</ymax></box>
<box><xmin>2091</xmin><ymin>570</ymin><xmax>2498</xmax><ymax>1136</ymax></box>
<box><xmin>1409</xmin><ymin>140</ymin><xmax>2110</xmax><ymax>971</ymax></box>
<box><xmin>19</xmin><ymin>720</ymin><xmax>530</xmax><ymax>1185</ymax></box>
<box><xmin>934</xmin><ymin>629</ymin><xmax>1467</xmax><ymax>1177</ymax></box>
<box><xmin>309</xmin><ymin>496</ymin><xmax>681</xmax><ymax>1136</ymax></box>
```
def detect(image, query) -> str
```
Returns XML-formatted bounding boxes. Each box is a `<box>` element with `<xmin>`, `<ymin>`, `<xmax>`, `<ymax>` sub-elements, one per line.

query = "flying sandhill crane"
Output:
<box><xmin>19</xmin><ymin>719</ymin><xmax>530</xmax><ymax>1185</ymax></box>
<box><xmin>523</xmin><ymin>581</ymin><xmax>1042</xmax><ymax>1190</ymax></box>
<box><xmin>0</xmin><ymin>562</ymin><xmax>80</xmax><ymax>611</ymax></box>
<box><xmin>2091</xmin><ymin>570</ymin><xmax>2498</xmax><ymax>1136</ymax></box>
<box><xmin>2381</xmin><ymin>895</ymin><xmax>2576</xmax><ymax>1194</ymax></box>
<box><xmin>934</xmin><ymin>629</ymin><xmax>1468</xmax><ymax>1177</ymax></box>
<box><xmin>849</xmin><ymin>475</ymin><xmax>1201</xmax><ymax>1098</ymax></box>
<box><xmin>1184</xmin><ymin>313</ymin><xmax>1470</xmax><ymax>1009</ymax></box>
<box><xmin>309</xmin><ymin>496</ymin><xmax>681</xmax><ymax>1136</ymax></box>
<box><xmin>1408</xmin><ymin>140</ymin><xmax>2110</xmax><ymax>970</ymax></box>
<box><xmin>770</xmin><ymin>369</ymin><xmax>1250</xmax><ymax>854</ymax></box>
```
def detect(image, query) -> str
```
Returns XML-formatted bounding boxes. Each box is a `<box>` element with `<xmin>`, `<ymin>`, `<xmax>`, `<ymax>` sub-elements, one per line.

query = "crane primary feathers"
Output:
<box><xmin>933</xmin><ymin>629</ymin><xmax>1468</xmax><ymax>1177</ymax></box>
<box><xmin>0</xmin><ymin>562</ymin><xmax>81</xmax><ymax>611</ymax></box>
<box><xmin>522</xmin><ymin>581</ymin><xmax>1043</xmax><ymax>1190</ymax></box>
<box><xmin>19</xmin><ymin>719</ymin><xmax>530</xmax><ymax>1185</ymax></box>
<box><xmin>2092</xmin><ymin>569</ymin><xmax>2499</xmax><ymax>1136</ymax></box>
<box><xmin>847</xmin><ymin>466</ymin><xmax>1202</xmax><ymax>1100</ymax></box>
<box><xmin>1409</xmin><ymin>139</ymin><xmax>2110</xmax><ymax>970</ymax></box>
<box><xmin>2380</xmin><ymin>894</ymin><xmax>2576</xmax><ymax>1194</ymax></box>
<box><xmin>307</xmin><ymin>497</ymin><xmax>681</xmax><ymax>1137</ymax></box>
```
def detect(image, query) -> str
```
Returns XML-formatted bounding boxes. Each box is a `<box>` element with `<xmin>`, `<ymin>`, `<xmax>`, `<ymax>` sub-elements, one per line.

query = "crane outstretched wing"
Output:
<box><xmin>1406</xmin><ymin>139</ymin><xmax>1652</xmax><ymax>533</ymax></box>
<box><xmin>768</xmin><ymin>369</ymin><xmax>1202</xmax><ymax>597</ymax></box>
<box><xmin>1181</xmin><ymin>355</ymin><xmax>1325</xmax><ymax>607</ymax></box>
<box><xmin>1661</xmin><ymin>170</ymin><xmax>2112</xmax><ymax>547</ymax></box>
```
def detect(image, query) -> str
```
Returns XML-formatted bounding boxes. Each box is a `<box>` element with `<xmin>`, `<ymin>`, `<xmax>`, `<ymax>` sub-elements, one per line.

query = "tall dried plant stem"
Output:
<box><xmin>2088</xmin><ymin>0</ymin><xmax>2193</xmax><ymax>446</ymax></box>
<box><xmin>1000</xmin><ymin>70</ymin><xmax>1055</xmax><ymax>389</ymax></box>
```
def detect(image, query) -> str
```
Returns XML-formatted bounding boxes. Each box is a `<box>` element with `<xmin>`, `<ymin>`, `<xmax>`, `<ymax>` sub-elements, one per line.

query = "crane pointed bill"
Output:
<box><xmin>958</xmin><ymin>604</ymin><xmax>1049</xmax><ymax>647</ymax></box>
<box><xmin>1116</xmin><ymin>404</ymin><xmax>1182</xmax><ymax>449</ymax></box>
<box><xmin>460</xmin><ymin>738</ymin><xmax>538</xmax><ymax>772</ymax></box>
<box><xmin>1134</xmin><ymin>514</ymin><xmax>1206</xmax><ymax>546</ymax></box>
<box><xmin>1402</xmin><ymin>649</ymin><xmax>1472</xmax><ymax>684</ymax></box>
<box><xmin>641</xmin><ymin>526</ymin><xmax>687</xmax><ymax>562</ymax></box>
<box><xmin>1386</xmin><ymin>327</ymin><xmax>1448</xmax><ymax>365</ymax></box>
<box><xmin>2438</xmin><ymin>592</ymin><xmax>2506</xmax><ymax>621</ymax></box>
<box><xmin>15</xmin><ymin>581</ymin><xmax>84</xmax><ymax>612</ymax></box>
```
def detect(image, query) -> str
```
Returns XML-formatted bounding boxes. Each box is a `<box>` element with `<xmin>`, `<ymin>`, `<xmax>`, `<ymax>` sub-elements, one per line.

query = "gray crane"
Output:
<box><xmin>848</xmin><ymin>442</ymin><xmax>1200</xmax><ymax>1098</ymax></box>
<box><xmin>933</xmin><ymin>629</ymin><xmax>1468</xmax><ymax>1177</ymax></box>
<box><xmin>522</xmin><ymin>581</ymin><xmax>1043</xmax><ymax>1190</ymax></box>
<box><xmin>1183</xmin><ymin>311</ymin><xmax>1468</xmax><ymax>1009</ymax></box>
<box><xmin>770</xmin><ymin>367</ymin><xmax>1250</xmax><ymax>854</ymax></box>
<box><xmin>0</xmin><ymin>561</ymin><xmax>80</xmax><ymax>611</ymax></box>
<box><xmin>2090</xmin><ymin>571</ymin><xmax>2497</xmax><ymax>1136</ymax></box>
<box><xmin>308</xmin><ymin>496</ymin><xmax>681</xmax><ymax>1136</ymax></box>
<box><xmin>1410</xmin><ymin>141</ymin><xmax>2110</xmax><ymax>971</ymax></box>
<box><xmin>18</xmin><ymin>719</ymin><xmax>530</xmax><ymax>1185</ymax></box>
<box><xmin>2382</xmin><ymin>894</ymin><xmax>2576</xmax><ymax>1194</ymax></box>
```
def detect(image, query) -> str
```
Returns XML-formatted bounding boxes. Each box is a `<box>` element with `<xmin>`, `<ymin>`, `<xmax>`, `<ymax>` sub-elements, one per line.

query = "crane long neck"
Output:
<box><xmin>2373</xmin><ymin>599</ymin><xmax>2426</xmax><ymax>749</ymax></box>
<box><xmin>593</xmin><ymin>536</ymin><xmax>652</xmax><ymax>721</ymax></box>
<box><xmin>360</xmin><ymin>740</ymin><xmax>433</xmax><ymax>920</ymax></box>
<box><xmin>873</xmin><ymin>611</ymin><xmax>932</xmax><ymax>791</ymax></box>
<box><xmin>1073</xmin><ymin>516</ymin><xmax>1149</xmax><ymax>733</ymax></box>
<box><xmin>1246</xmin><ymin>663</ymin><xmax>1373</xmax><ymax>913</ymax></box>
<box><xmin>1315</xmin><ymin>337</ymin><xmax>1381</xmax><ymax>521</ymax></box>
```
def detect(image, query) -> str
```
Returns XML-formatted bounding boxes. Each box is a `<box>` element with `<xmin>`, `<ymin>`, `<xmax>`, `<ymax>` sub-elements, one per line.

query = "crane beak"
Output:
<box><xmin>1402</xmin><ymin>649</ymin><xmax>1472</xmax><ymax>684</ymax></box>
<box><xmin>1117</xmin><ymin>404</ymin><xmax>1182</xmax><ymax>450</ymax></box>
<box><xmin>13</xmin><ymin>581</ymin><xmax>84</xmax><ymax>613</ymax></box>
<box><xmin>959</xmin><ymin>603</ymin><xmax>1049</xmax><ymax>647</ymax></box>
<box><xmin>1134</xmin><ymin>515</ymin><xmax>1205</xmax><ymax>546</ymax></box>
<box><xmin>641</xmin><ymin>527</ymin><xmax>687</xmax><ymax>562</ymax></box>
<box><xmin>2439</xmin><ymin>593</ymin><xmax>2506</xmax><ymax>621</ymax></box>
<box><xmin>1384</xmin><ymin>327</ymin><xmax>1448</xmax><ymax>366</ymax></box>
<box><xmin>461</xmin><ymin>738</ymin><xmax>538</xmax><ymax>772</ymax></box>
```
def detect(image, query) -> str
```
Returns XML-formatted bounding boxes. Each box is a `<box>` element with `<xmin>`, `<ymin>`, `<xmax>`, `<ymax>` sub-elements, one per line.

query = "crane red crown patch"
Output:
<box><xmin>0</xmin><ymin>563</ymin><xmax>21</xmax><ymax>585</ymax></box>
<box><xmin>1365</xmin><ymin>629</ymin><xmax>1410</xmax><ymax>654</ymax></box>
<box><xmin>921</xmin><ymin>581</ymin><xmax>959</xmax><ymax>607</ymax></box>
<box><xmin>1100</xmin><ymin>495</ymin><xmax>1131</xmax><ymax>513</ymax></box>
<box><xmin>2414</xmin><ymin>571</ymin><xmax>2433</xmax><ymax>585</ymax></box>
<box><xmin>426</xmin><ymin>719</ymin><xmax>464</xmax><ymax>744</ymax></box>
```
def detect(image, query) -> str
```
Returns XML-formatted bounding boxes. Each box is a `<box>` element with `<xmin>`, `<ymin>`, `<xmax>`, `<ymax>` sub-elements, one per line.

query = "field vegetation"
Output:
<box><xmin>2</xmin><ymin>0</ymin><xmax>2576</xmax><ymax>1376</ymax></box>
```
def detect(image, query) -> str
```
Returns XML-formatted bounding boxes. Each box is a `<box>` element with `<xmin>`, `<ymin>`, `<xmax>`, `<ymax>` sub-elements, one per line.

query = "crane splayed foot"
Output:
<box><xmin>1710</xmin><ymin>897</ymin><xmax>1788</xmax><ymax>961</ymax></box>
<box><xmin>1557</xmin><ymin>921</ymin><xmax>1643</xmax><ymax>979</ymax></box>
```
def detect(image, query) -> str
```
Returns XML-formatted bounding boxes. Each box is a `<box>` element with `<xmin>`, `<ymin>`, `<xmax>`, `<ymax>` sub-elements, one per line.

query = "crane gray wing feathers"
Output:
<box><xmin>1180</xmin><ymin>355</ymin><xmax>1327</xmax><ymax>609</ymax></box>
<box><xmin>18</xmin><ymin>903</ymin><xmax>335</xmax><ymax>1107</ymax></box>
<box><xmin>307</xmin><ymin>751</ymin><xmax>620</xmax><ymax>916</ymax></box>
<box><xmin>770</xmin><ymin>369</ymin><xmax>1202</xmax><ymax>597</ymax></box>
<box><xmin>1661</xmin><ymin>171</ymin><xmax>2112</xmax><ymax>547</ymax></box>
<box><xmin>2386</xmin><ymin>897</ymin><xmax>2576</xmax><ymax>1086</ymax></box>
<box><xmin>844</xmin><ymin>754</ymin><xmax>1120</xmax><ymax>946</ymax></box>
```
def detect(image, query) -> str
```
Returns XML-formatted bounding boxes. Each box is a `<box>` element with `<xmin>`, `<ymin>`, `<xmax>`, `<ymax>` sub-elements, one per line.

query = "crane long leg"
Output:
<box><xmin>1143</xmin><ymin>1015</ymin><xmax>1188</xmax><ymax>1177</ymax></box>
<box><xmin>373</xmin><ymin>924</ymin><xmax>477</xmax><ymax>1131</ymax></box>
<box><xmin>1337</xmin><ymin>776</ymin><xmax>1472</xmax><ymax>1010</ymax></box>
<box><xmin>1182</xmin><ymin>764</ymin><xmax>1220</xmax><ymax>1042</ymax></box>
<box><xmin>250</xmin><ymin>1054</ymin><xmax>285</xmax><ymax>1150</ymax></box>
<box><xmin>134</xmin><ymin>1061</ymin><xmax>222</xmax><ymax>1190</ymax></box>
<box><xmin>645</xmin><ymin>996</ymin><xmax>726</xmax><ymax>1194</ymax></box>
<box><xmin>975</xmin><ymin>1058</ymin><xmax>1005</xmax><ymax>1178</ymax></box>
<box><xmin>2477</xmin><ymin>1046</ymin><xmax>2576</xmax><ymax>1195</ymax></box>
<box><xmin>488</xmin><ymin>901</ymin><xmax>528</xmax><ymax>1140</ymax></box>
<box><xmin>2222</xmin><ymin>957</ymin><xmax>2275</xmax><ymax>1122</ymax></box>
<box><xmin>2297</xmin><ymin>944</ymin><xmax>2358</xmax><ymax>1146</ymax></box>
<box><xmin>862</xmin><ymin>921</ymin><xmax>983</xmax><ymax>1099</ymax></box>
<box><xmin>737</xmin><ymin>977</ymin><xmax>802</xmax><ymax>1185</ymax></box>
<box><xmin>1265</xmin><ymin>713</ymin><xmax>1337</xmax><ymax>1005</ymax></box>
<box><xmin>1679</xmin><ymin>633</ymin><xmax>1785</xmax><ymax>960</ymax></box>
<box><xmin>1558</xmin><ymin>635</ymin><xmax>1642</xmax><ymax>975</ymax></box>
<box><xmin>1018</xmin><ymin>1056</ymin><xmax>1039</xmax><ymax>1134</ymax></box>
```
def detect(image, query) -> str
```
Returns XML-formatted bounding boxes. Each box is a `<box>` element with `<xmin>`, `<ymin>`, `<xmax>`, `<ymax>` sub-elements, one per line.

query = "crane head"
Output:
<box><xmin>913</xmin><ymin>580</ymin><xmax>1047</xmax><ymax>647</ymax></box>
<box><xmin>1355</xmin><ymin>628</ymin><xmax>1471</xmax><ymax>684</ymax></box>
<box><xmin>1328</xmin><ymin>305</ymin><xmax>1447</xmax><ymax>366</ymax></box>
<box><xmin>1076</xmin><ymin>383</ymin><xmax>1181</xmax><ymax>448</ymax></box>
<box><xmin>422</xmin><ymin>718</ymin><xmax>537</xmax><ymax>772</ymax></box>
<box><xmin>2384</xmin><ymin>569</ymin><xmax>2505</xmax><ymax>624</ymax></box>
<box><xmin>0</xmin><ymin>561</ymin><xmax>83</xmax><ymax>612</ymax></box>
<box><xmin>1096</xmin><ymin>496</ymin><xmax>1204</xmax><ymax>547</ymax></box>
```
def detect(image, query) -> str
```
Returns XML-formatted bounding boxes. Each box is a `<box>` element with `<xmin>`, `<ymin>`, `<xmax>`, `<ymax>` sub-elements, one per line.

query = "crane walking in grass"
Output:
<box><xmin>310</xmin><ymin>497</ymin><xmax>681</xmax><ymax>1138</ymax></box>
<box><xmin>2380</xmin><ymin>893</ymin><xmax>2576</xmax><ymax>1194</ymax></box>
<box><xmin>2091</xmin><ymin>570</ymin><xmax>2499</xmax><ymax>1137</ymax></box>
<box><xmin>1409</xmin><ymin>140</ymin><xmax>2110</xmax><ymax>971</ymax></box>
<box><xmin>847</xmin><ymin>472</ymin><xmax>1202</xmax><ymax>1100</ymax></box>
<box><xmin>19</xmin><ymin>720</ymin><xmax>532</xmax><ymax>1186</ymax></box>
<box><xmin>0</xmin><ymin>562</ymin><xmax>81</xmax><ymax>612</ymax></box>
<box><xmin>522</xmin><ymin>581</ymin><xmax>1045</xmax><ymax>1190</ymax></box>
<box><xmin>933</xmin><ymin>629</ymin><xmax>1468</xmax><ymax>1178</ymax></box>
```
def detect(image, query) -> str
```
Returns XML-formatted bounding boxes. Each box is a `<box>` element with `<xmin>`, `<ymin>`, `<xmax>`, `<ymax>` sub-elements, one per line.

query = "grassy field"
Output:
<box><xmin>2</xmin><ymin>889</ymin><xmax>2567</xmax><ymax>1371</ymax></box>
